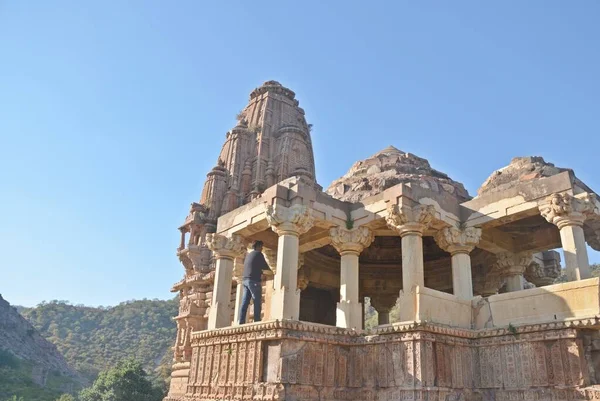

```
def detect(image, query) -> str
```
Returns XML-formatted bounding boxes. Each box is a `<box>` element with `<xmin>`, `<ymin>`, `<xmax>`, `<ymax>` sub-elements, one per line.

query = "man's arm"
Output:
<box><xmin>260</xmin><ymin>253</ymin><xmax>273</xmax><ymax>272</ymax></box>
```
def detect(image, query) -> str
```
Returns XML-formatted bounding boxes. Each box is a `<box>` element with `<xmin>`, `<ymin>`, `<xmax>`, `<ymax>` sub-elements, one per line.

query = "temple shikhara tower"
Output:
<box><xmin>166</xmin><ymin>81</ymin><xmax>600</xmax><ymax>401</ymax></box>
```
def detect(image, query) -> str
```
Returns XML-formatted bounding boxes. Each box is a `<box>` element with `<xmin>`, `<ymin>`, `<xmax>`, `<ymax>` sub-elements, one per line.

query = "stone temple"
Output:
<box><xmin>166</xmin><ymin>81</ymin><xmax>600</xmax><ymax>401</ymax></box>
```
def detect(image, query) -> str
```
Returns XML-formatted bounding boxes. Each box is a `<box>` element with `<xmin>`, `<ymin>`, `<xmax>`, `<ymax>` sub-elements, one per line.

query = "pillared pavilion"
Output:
<box><xmin>166</xmin><ymin>81</ymin><xmax>600</xmax><ymax>401</ymax></box>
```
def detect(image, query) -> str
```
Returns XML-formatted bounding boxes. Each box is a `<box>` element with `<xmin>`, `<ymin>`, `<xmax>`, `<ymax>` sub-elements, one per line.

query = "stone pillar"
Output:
<box><xmin>386</xmin><ymin>204</ymin><xmax>436</xmax><ymax>292</ymax></box>
<box><xmin>265</xmin><ymin>204</ymin><xmax>314</xmax><ymax>320</ymax></box>
<box><xmin>434</xmin><ymin>227</ymin><xmax>482</xmax><ymax>300</ymax></box>
<box><xmin>330</xmin><ymin>226</ymin><xmax>374</xmax><ymax>330</ymax></box>
<box><xmin>232</xmin><ymin>255</ymin><xmax>247</xmax><ymax>325</ymax></box>
<box><xmin>206</xmin><ymin>234</ymin><xmax>245</xmax><ymax>329</ymax></box>
<box><xmin>540</xmin><ymin>193</ymin><xmax>597</xmax><ymax>281</ymax></box>
<box><xmin>494</xmin><ymin>252</ymin><xmax>533</xmax><ymax>292</ymax></box>
<box><xmin>262</xmin><ymin>248</ymin><xmax>277</xmax><ymax>320</ymax></box>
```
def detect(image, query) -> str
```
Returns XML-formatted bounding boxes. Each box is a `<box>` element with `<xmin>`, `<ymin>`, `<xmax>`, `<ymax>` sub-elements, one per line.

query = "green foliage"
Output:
<box><xmin>79</xmin><ymin>359</ymin><xmax>164</xmax><ymax>401</ymax></box>
<box><xmin>56</xmin><ymin>395</ymin><xmax>75</xmax><ymax>401</ymax></box>
<box><xmin>20</xmin><ymin>298</ymin><xmax>178</xmax><ymax>385</ymax></box>
<box><xmin>0</xmin><ymin>349</ymin><xmax>19</xmax><ymax>369</ymax></box>
<box><xmin>0</xmin><ymin>350</ymin><xmax>79</xmax><ymax>401</ymax></box>
<box><xmin>345</xmin><ymin>215</ymin><xmax>354</xmax><ymax>230</ymax></box>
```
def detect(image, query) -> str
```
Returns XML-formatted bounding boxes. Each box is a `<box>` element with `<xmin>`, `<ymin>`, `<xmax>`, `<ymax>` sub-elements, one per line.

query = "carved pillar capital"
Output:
<box><xmin>205</xmin><ymin>233</ymin><xmax>246</xmax><ymax>260</ymax></box>
<box><xmin>265</xmin><ymin>204</ymin><xmax>314</xmax><ymax>236</ymax></box>
<box><xmin>525</xmin><ymin>251</ymin><xmax>561</xmax><ymax>286</ymax></box>
<box><xmin>370</xmin><ymin>295</ymin><xmax>397</xmax><ymax>314</ymax></box>
<box><xmin>434</xmin><ymin>226</ymin><xmax>482</xmax><ymax>255</ymax></box>
<box><xmin>539</xmin><ymin>192</ymin><xmax>598</xmax><ymax>229</ymax></box>
<box><xmin>385</xmin><ymin>204</ymin><xmax>436</xmax><ymax>236</ymax></box>
<box><xmin>329</xmin><ymin>226</ymin><xmax>374</xmax><ymax>255</ymax></box>
<box><xmin>494</xmin><ymin>251</ymin><xmax>534</xmax><ymax>277</ymax></box>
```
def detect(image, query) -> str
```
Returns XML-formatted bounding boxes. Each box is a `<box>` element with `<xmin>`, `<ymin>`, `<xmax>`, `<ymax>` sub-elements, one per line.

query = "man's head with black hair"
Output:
<box><xmin>252</xmin><ymin>240</ymin><xmax>264</xmax><ymax>251</ymax></box>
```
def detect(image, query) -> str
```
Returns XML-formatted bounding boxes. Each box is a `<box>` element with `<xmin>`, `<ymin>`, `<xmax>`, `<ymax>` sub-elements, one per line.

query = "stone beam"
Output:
<box><xmin>513</xmin><ymin>224</ymin><xmax>562</xmax><ymax>254</ymax></box>
<box><xmin>477</xmin><ymin>228</ymin><xmax>516</xmax><ymax>254</ymax></box>
<box><xmin>299</xmin><ymin>228</ymin><xmax>332</xmax><ymax>253</ymax></box>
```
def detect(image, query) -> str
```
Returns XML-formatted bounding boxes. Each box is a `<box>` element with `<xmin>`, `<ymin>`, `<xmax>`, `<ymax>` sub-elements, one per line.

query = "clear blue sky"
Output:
<box><xmin>1</xmin><ymin>1</ymin><xmax>599</xmax><ymax>307</ymax></box>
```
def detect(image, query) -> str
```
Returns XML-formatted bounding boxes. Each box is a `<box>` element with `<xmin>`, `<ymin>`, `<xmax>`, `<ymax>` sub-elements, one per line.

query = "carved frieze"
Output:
<box><xmin>386</xmin><ymin>203</ymin><xmax>436</xmax><ymax>235</ymax></box>
<box><xmin>182</xmin><ymin>319</ymin><xmax>595</xmax><ymax>401</ymax></box>
<box><xmin>265</xmin><ymin>204</ymin><xmax>314</xmax><ymax>236</ymax></box>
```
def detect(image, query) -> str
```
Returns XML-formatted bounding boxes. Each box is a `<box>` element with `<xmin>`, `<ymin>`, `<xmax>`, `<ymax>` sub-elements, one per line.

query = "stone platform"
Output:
<box><xmin>168</xmin><ymin>317</ymin><xmax>600</xmax><ymax>401</ymax></box>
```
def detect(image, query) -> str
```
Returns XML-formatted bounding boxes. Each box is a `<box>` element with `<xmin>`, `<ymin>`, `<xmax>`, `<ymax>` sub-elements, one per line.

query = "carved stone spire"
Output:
<box><xmin>199</xmin><ymin>80</ymin><xmax>318</xmax><ymax>227</ymax></box>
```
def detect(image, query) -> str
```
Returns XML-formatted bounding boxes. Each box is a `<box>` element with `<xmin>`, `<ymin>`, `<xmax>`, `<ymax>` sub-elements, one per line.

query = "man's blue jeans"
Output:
<box><xmin>238</xmin><ymin>279</ymin><xmax>262</xmax><ymax>325</ymax></box>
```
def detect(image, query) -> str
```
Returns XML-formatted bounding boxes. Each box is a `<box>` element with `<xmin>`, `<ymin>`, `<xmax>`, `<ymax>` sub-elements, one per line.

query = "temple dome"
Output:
<box><xmin>477</xmin><ymin>156</ymin><xmax>592</xmax><ymax>196</ymax></box>
<box><xmin>326</xmin><ymin>146</ymin><xmax>470</xmax><ymax>203</ymax></box>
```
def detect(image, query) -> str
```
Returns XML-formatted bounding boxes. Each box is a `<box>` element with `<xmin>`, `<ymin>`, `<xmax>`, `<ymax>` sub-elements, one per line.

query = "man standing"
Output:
<box><xmin>238</xmin><ymin>240</ymin><xmax>272</xmax><ymax>324</ymax></box>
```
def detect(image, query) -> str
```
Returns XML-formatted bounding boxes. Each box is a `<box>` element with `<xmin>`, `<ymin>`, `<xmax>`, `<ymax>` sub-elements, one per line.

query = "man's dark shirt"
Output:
<box><xmin>243</xmin><ymin>250</ymin><xmax>271</xmax><ymax>281</ymax></box>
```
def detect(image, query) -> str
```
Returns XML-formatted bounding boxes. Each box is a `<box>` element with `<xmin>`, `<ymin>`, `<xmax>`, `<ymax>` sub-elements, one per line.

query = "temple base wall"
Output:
<box><xmin>166</xmin><ymin>320</ymin><xmax>600</xmax><ymax>401</ymax></box>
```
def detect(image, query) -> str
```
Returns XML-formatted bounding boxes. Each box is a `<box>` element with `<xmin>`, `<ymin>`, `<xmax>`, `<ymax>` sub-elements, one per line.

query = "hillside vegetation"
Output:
<box><xmin>19</xmin><ymin>298</ymin><xmax>178</xmax><ymax>384</ymax></box>
<box><xmin>0</xmin><ymin>349</ymin><xmax>79</xmax><ymax>401</ymax></box>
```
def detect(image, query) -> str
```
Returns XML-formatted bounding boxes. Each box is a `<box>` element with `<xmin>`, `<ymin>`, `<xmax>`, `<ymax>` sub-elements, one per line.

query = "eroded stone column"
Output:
<box><xmin>330</xmin><ymin>226</ymin><xmax>374</xmax><ymax>330</ymax></box>
<box><xmin>206</xmin><ymin>234</ymin><xmax>245</xmax><ymax>329</ymax></box>
<box><xmin>435</xmin><ymin>227</ymin><xmax>482</xmax><ymax>300</ymax></box>
<box><xmin>266</xmin><ymin>204</ymin><xmax>314</xmax><ymax>320</ymax></box>
<box><xmin>386</xmin><ymin>204</ymin><xmax>436</xmax><ymax>292</ymax></box>
<box><xmin>494</xmin><ymin>252</ymin><xmax>533</xmax><ymax>292</ymax></box>
<box><xmin>540</xmin><ymin>193</ymin><xmax>597</xmax><ymax>281</ymax></box>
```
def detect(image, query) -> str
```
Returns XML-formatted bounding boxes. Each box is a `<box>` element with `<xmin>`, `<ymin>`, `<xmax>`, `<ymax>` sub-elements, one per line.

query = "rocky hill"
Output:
<box><xmin>0</xmin><ymin>294</ymin><xmax>80</xmax><ymax>379</ymax></box>
<box><xmin>0</xmin><ymin>294</ymin><xmax>83</xmax><ymax>400</ymax></box>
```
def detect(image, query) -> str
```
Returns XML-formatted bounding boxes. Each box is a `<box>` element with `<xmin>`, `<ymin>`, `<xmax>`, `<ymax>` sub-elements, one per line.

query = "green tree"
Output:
<box><xmin>78</xmin><ymin>359</ymin><xmax>163</xmax><ymax>401</ymax></box>
<box><xmin>56</xmin><ymin>395</ymin><xmax>75</xmax><ymax>401</ymax></box>
<box><xmin>5</xmin><ymin>396</ymin><xmax>24</xmax><ymax>401</ymax></box>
